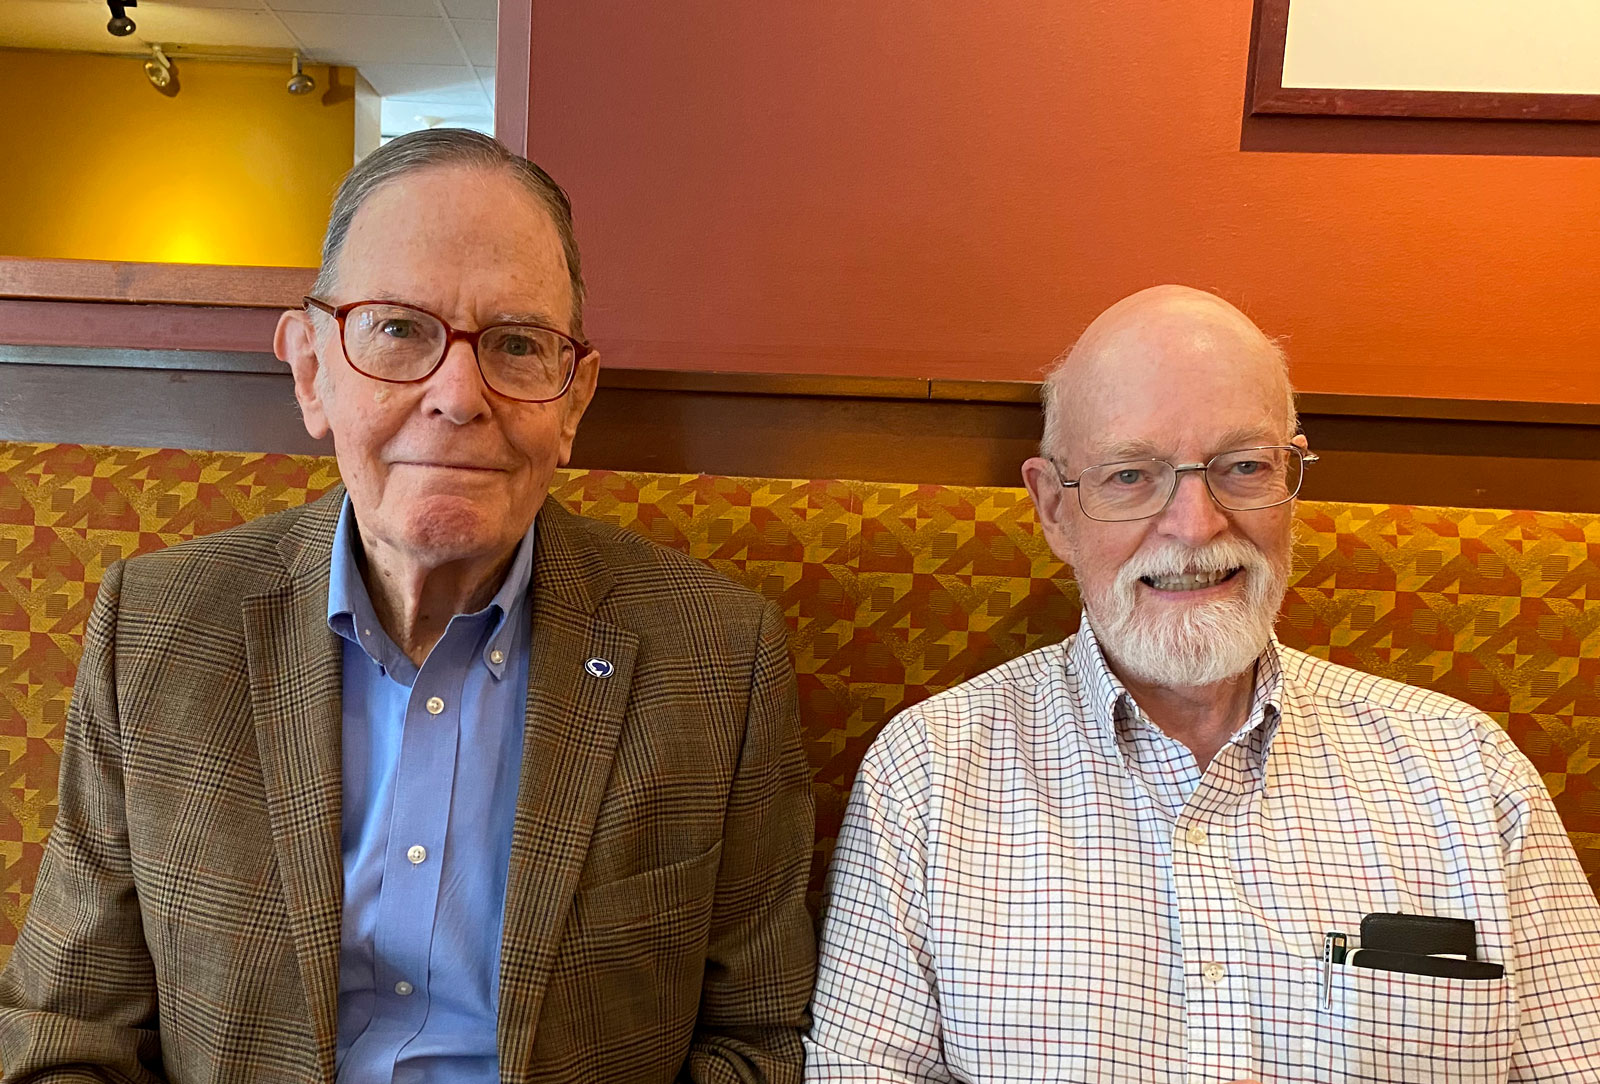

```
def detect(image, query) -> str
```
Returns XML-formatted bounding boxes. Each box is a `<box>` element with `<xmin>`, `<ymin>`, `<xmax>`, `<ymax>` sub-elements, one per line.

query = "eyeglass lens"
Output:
<box><xmin>345</xmin><ymin>303</ymin><xmax>575</xmax><ymax>400</ymax></box>
<box><xmin>1077</xmin><ymin>447</ymin><xmax>1305</xmax><ymax>521</ymax></box>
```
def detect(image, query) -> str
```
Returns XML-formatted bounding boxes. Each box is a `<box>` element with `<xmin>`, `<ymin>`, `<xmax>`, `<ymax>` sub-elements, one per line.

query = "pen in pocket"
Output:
<box><xmin>1321</xmin><ymin>931</ymin><xmax>1347</xmax><ymax>1006</ymax></box>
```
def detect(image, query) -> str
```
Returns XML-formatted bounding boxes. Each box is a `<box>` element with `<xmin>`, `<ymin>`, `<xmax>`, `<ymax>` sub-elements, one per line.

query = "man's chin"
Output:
<box><xmin>393</xmin><ymin>498</ymin><xmax>526</xmax><ymax>567</ymax></box>
<box><xmin>1089</xmin><ymin>597</ymin><xmax>1275</xmax><ymax>689</ymax></box>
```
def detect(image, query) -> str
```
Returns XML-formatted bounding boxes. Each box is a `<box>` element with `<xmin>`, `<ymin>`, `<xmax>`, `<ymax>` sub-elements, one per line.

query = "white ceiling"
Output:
<box><xmin>0</xmin><ymin>0</ymin><xmax>495</xmax><ymax>136</ymax></box>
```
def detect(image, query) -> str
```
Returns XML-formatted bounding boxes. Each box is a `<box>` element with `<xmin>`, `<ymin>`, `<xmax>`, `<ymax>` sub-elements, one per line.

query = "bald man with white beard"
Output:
<box><xmin>804</xmin><ymin>286</ymin><xmax>1600</xmax><ymax>1084</ymax></box>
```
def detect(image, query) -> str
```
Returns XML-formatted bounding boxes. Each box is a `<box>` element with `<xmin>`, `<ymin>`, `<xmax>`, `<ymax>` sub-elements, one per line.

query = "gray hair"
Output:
<box><xmin>311</xmin><ymin>129</ymin><xmax>587</xmax><ymax>339</ymax></box>
<box><xmin>1039</xmin><ymin>338</ymin><xmax>1299</xmax><ymax>460</ymax></box>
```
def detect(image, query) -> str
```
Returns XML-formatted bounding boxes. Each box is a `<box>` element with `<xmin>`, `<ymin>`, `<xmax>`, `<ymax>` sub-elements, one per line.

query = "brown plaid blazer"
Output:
<box><xmin>0</xmin><ymin>489</ymin><xmax>816</xmax><ymax>1083</ymax></box>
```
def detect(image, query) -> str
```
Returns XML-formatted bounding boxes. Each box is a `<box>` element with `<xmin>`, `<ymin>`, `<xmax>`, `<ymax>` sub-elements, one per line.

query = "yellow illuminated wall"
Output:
<box><xmin>0</xmin><ymin>48</ymin><xmax>354</xmax><ymax>267</ymax></box>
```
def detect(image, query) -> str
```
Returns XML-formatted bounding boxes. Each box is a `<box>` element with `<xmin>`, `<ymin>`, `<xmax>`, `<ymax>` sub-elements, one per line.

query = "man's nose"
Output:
<box><xmin>1155</xmin><ymin>469</ymin><xmax>1230</xmax><ymax>545</ymax></box>
<box><xmin>423</xmin><ymin>339</ymin><xmax>492</xmax><ymax>423</ymax></box>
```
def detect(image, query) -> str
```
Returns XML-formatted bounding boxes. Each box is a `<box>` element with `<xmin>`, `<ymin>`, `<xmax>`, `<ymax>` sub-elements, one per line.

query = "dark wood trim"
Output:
<box><xmin>5</xmin><ymin>356</ymin><xmax>1600</xmax><ymax>512</ymax></box>
<box><xmin>598</xmin><ymin>367</ymin><xmax>930</xmax><ymax>401</ymax></box>
<box><xmin>6</xmin><ymin>333</ymin><xmax>1600</xmax><ymax>429</ymax></box>
<box><xmin>495</xmin><ymin>0</ymin><xmax>533</xmax><ymax>157</ymax></box>
<box><xmin>0</xmin><ymin>256</ymin><xmax>313</xmax><ymax>308</ymax></box>
<box><xmin>1247</xmin><ymin>0</ymin><xmax>1600</xmax><ymax>122</ymax></box>
<box><xmin>599</xmin><ymin>369</ymin><xmax>1600</xmax><ymax>427</ymax></box>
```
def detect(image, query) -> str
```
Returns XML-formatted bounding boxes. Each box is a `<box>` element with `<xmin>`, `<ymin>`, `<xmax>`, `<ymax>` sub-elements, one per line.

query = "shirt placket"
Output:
<box><xmin>368</xmin><ymin>651</ymin><xmax>465</xmax><ymax>1053</ymax></box>
<box><xmin>1172</xmin><ymin>742</ymin><xmax>1259</xmax><ymax>1082</ymax></box>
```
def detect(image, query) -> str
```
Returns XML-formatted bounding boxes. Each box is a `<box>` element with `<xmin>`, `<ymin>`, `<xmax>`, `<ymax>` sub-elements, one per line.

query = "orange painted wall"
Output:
<box><xmin>524</xmin><ymin>0</ymin><xmax>1600</xmax><ymax>402</ymax></box>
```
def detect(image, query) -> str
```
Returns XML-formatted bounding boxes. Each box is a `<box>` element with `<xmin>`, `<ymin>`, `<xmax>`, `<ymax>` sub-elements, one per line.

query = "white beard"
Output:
<box><xmin>1084</xmin><ymin>535</ymin><xmax>1289</xmax><ymax>689</ymax></box>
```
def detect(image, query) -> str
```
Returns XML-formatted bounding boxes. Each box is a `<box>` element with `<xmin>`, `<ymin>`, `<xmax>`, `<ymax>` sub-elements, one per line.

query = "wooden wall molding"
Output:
<box><xmin>0</xmin><ymin>256</ymin><xmax>313</xmax><ymax>308</ymax></box>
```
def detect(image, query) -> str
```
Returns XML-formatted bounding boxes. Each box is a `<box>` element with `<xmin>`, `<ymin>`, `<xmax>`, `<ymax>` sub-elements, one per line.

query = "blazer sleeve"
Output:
<box><xmin>681</xmin><ymin>601</ymin><xmax>817</xmax><ymax>1084</ymax></box>
<box><xmin>0</xmin><ymin>562</ymin><xmax>168</xmax><ymax>1083</ymax></box>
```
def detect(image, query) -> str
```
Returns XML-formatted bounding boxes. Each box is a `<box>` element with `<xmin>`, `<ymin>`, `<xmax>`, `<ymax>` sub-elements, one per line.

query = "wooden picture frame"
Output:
<box><xmin>1248</xmin><ymin>0</ymin><xmax>1600</xmax><ymax>121</ymax></box>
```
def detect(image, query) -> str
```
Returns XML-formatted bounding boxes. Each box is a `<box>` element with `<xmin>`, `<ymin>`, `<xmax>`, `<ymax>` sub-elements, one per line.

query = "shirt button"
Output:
<box><xmin>425</xmin><ymin>696</ymin><xmax>445</xmax><ymax>715</ymax></box>
<box><xmin>1186</xmin><ymin>826</ymin><xmax>1209</xmax><ymax>847</ymax></box>
<box><xmin>407</xmin><ymin>844</ymin><xmax>427</xmax><ymax>865</ymax></box>
<box><xmin>394</xmin><ymin>980</ymin><xmax>414</xmax><ymax>996</ymax></box>
<box><xmin>1202</xmin><ymin>962</ymin><xmax>1226</xmax><ymax>984</ymax></box>
<box><xmin>489</xmin><ymin>649</ymin><xmax>505</xmax><ymax>665</ymax></box>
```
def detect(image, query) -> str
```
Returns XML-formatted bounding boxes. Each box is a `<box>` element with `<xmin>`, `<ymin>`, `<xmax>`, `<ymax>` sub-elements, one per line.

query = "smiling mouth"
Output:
<box><xmin>399</xmin><ymin>461</ymin><xmax>504</xmax><ymax>472</ymax></box>
<box><xmin>1140</xmin><ymin>567</ymin><xmax>1243</xmax><ymax>592</ymax></box>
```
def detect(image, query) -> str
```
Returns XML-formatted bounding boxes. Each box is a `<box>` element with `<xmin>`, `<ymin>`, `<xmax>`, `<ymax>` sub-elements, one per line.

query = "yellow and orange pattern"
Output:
<box><xmin>1</xmin><ymin>442</ymin><xmax>1597</xmax><ymax>950</ymax></box>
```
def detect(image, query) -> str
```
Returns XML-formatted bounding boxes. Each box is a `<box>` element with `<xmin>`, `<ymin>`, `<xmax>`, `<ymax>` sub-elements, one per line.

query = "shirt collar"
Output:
<box><xmin>1069</xmin><ymin>613</ymin><xmax>1285</xmax><ymax>766</ymax></box>
<box><xmin>325</xmin><ymin>496</ymin><xmax>537</xmax><ymax>681</ymax></box>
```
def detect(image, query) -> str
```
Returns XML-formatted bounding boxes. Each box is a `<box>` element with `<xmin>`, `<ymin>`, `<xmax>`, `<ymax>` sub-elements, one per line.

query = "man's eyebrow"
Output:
<box><xmin>489</xmin><ymin>310</ymin><xmax>561</xmax><ymax>327</ymax></box>
<box><xmin>360</xmin><ymin>297</ymin><xmax>564</xmax><ymax>329</ymax></box>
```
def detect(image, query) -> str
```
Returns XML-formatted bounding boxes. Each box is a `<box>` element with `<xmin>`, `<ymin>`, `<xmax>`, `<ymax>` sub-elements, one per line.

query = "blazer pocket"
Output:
<box><xmin>573</xmin><ymin>840</ymin><xmax>724</xmax><ymax>933</ymax></box>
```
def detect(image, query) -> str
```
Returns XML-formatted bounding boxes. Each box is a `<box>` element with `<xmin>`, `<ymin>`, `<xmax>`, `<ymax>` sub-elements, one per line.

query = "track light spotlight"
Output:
<box><xmin>143</xmin><ymin>45</ymin><xmax>172</xmax><ymax>89</ymax></box>
<box><xmin>287</xmin><ymin>52</ymin><xmax>316</xmax><ymax>95</ymax></box>
<box><xmin>106</xmin><ymin>0</ymin><xmax>137</xmax><ymax>37</ymax></box>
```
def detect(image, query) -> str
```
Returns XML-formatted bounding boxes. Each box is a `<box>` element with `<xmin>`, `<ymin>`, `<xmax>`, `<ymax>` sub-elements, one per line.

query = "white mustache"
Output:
<box><xmin>1116</xmin><ymin>537</ymin><xmax>1268</xmax><ymax>590</ymax></box>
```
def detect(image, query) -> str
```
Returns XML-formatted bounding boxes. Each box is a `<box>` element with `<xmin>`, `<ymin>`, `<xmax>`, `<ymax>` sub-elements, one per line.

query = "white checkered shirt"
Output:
<box><xmin>805</xmin><ymin>622</ymin><xmax>1600</xmax><ymax>1083</ymax></box>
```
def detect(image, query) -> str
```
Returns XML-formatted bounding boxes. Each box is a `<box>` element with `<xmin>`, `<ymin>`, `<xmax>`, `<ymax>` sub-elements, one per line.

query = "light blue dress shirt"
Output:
<box><xmin>327</xmin><ymin>499</ymin><xmax>533</xmax><ymax>1084</ymax></box>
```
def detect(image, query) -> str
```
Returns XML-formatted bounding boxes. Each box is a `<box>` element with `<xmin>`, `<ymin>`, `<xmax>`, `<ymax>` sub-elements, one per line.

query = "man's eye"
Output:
<box><xmin>379</xmin><ymin>319</ymin><xmax>417</xmax><ymax>339</ymax></box>
<box><xmin>1112</xmin><ymin>469</ymin><xmax>1147</xmax><ymax>486</ymax></box>
<box><xmin>1229</xmin><ymin>459</ymin><xmax>1268</xmax><ymax>476</ymax></box>
<box><xmin>500</xmin><ymin>335</ymin><xmax>536</xmax><ymax>357</ymax></box>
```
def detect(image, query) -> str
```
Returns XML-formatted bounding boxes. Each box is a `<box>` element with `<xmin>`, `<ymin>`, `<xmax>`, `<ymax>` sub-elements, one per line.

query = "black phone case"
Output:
<box><xmin>1360</xmin><ymin>912</ymin><xmax>1476</xmax><ymax>959</ymax></box>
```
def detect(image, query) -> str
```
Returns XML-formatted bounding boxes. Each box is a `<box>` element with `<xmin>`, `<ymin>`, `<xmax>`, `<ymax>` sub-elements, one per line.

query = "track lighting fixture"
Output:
<box><xmin>106</xmin><ymin>0</ymin><xmax>137</xmax><ymax>37</ymax></box>
<box><xmin>287</xmin><ymin>52</ymin><xmax>316</xmax><ymax>95</ymax></box>
<box><xmin>143</xmin><ymin>45</ymin><xmax>172</xmax><ymax>90</ymax></box>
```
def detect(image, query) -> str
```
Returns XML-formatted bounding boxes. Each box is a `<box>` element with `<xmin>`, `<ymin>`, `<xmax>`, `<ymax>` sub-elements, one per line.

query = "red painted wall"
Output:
<box><xmin>524</xmin><ymin>0</ymin><xmax>1600</xmax><ymax>402</ymax></box>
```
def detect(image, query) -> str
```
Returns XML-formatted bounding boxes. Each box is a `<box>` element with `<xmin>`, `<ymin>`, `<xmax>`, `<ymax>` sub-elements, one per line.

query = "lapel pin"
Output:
<box><xmin>584</xmin><ymin>657</ymin><xmax>614</xmax><ymax>679</ymax></box>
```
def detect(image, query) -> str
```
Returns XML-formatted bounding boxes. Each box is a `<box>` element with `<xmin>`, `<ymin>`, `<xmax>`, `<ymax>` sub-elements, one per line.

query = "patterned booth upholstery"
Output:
<box><xmin>1</xmin><ymin>441</ymin><xmax>1597</xmax><ymax>961</ymax></box>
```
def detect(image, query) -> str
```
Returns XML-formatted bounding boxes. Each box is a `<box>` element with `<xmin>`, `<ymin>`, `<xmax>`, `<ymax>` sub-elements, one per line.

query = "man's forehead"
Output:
<box><xmin>347</xmin><ymin>184</ymin><xmax>561</xmax><ymax>263</ymax></box>
<box><xmin>335</xmin><ymin>167</ymin><xmax>572</xmax><ymax>322</ymax></box>
<box><xmin>1062</xmin><ymin>356</ymin><xmax>1289</xmax><ymax>464</ymax></box>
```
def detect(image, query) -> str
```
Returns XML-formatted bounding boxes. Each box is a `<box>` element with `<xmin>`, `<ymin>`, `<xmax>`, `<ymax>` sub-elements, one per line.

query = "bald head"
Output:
<box><xmin>1041</xmin><ymin>286</ymin><xmax>1296</xmax><ymax>461</ymax></box>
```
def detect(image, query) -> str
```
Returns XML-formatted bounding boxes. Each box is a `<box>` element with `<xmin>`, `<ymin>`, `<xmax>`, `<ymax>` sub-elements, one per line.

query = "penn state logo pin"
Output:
<box><xmin>584</xmin><ymin>657</ymin><xmax>614</xmax><ymax>679</ymax></box>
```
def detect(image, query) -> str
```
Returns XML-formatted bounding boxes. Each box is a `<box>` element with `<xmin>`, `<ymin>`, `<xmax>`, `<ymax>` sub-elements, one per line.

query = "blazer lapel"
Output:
<box><xmin>244</xmin><ymin>490</ymin><xmax>346</xmax><ymax>1084</ymax></box>
<box><xmin>497</xmin><ymin>500</ymin><xmax>639</xmax><ymax>1083</ymax></box>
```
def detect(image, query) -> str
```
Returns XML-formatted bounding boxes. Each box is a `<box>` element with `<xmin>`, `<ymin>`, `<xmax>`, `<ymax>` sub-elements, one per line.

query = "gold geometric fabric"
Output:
<box><xmin>1</xmin><ymin>442</ymin><xmax>1596</xmax><ymax>959</ymax></box>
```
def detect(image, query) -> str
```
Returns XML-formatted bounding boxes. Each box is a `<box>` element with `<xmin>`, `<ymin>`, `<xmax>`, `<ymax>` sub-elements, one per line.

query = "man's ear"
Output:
<box><xmin>554</xmin><ymin>348</ymin><xmax>601</xmax><ymax>466</ymax></box>
<box><xmin>275</xmin><ymin>309</ymin><xmax>331</xmax><ymax>441</ymax></box>
<box><xmin>1021</xmin><ymin>455</ymin><xmax>1078</xmax><ymax>567</ymax></box>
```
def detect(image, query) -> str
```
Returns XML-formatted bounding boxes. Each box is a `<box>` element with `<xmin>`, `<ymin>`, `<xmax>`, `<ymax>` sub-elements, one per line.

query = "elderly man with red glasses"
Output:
<box><xmin>0</xmin><ymin>130</ymin><xmax>814</xmax><ymax>1084</ymax></box>
<box><xmin>805</xmin><ymin>286</ymin><xmax>1600</xmax><ymax>1083</ymax></box>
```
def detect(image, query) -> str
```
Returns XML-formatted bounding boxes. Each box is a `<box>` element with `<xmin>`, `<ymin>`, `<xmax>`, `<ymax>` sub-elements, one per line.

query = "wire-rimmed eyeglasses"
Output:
<box><xmin>1052</xmin><ymin>445</ymin><xmax>1319</xmax><ymax>523</ymax></box>
<box><xmin>304</xmin><ymin>296</ymin><xmax>592</xmax><ymax>404</ymax></box>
